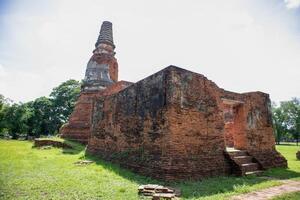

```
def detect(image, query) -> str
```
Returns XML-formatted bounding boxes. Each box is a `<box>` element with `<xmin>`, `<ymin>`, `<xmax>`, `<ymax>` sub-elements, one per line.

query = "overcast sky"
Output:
<box><xmin>0</xmin><ymin>0</ymin><xmax>299</xmax><ymax>103</ymax></box>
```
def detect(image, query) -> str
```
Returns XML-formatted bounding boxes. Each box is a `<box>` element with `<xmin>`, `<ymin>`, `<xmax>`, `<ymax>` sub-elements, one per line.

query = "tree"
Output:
<box><xmin>0</xmin><ymin>94</ymin><xmax>8</xmax><ymax>135</ymax></box>
<box><xmin>272</xmin><ymin>98</ymin><xmax>300</xmax><ymax>145</ymax></box>
<box><xmin>0</xmin><ymin>80</ymin><xmax>80</xmax><ymax>139</ymax></box>
<box><xmin>281</xmin><ymin>98</ymin><xmax>300</xmax><ymax>145</ymax></box>
<box><xmin>50</xmin><ymin>79</ymin><xmax>81</xmax><ymax>132</ymax></box>
<box><xmin>26</xmin><ymin>97</ymin><xmax>54</xmax><ymax>137</ymax></box>
<box><xmin>272</xmin><ymin>102</ymin><xmax>288</xmax><ymax>144</ymax></box>
<box><xmin>1</xmin><ymin>103</ymin><xmax>31</xmax><ymax>139</ymax></box>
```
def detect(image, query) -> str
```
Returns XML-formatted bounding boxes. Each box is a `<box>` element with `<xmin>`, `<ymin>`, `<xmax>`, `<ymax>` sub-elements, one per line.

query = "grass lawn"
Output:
<box><xmin>264</xmin><ymin>143</ymin><xmax>300</xmax><ymax>180</ymax></box>
<box><xmin>0</xmin><ymin>140</ymin><xmax>299</xmax><ymax>200</ymax></box>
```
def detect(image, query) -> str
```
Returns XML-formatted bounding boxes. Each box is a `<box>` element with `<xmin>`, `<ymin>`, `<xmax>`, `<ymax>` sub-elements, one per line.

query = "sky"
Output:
<box><xmin>0</xmin><ymin>0</ymin><xmax>299</xmax><ymax>103</ymax></box>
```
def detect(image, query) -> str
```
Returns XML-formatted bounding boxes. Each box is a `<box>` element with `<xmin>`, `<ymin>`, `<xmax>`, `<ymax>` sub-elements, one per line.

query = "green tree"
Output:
<box><xmin>0</xmin><ymin>94</ymin><xmax>8</xmax><ymax>135</ymax></box>
<box><xmin>26</xmin><ymin>97</ymin><xmax>54</xmax><ymax>137</ymax></box>
<box><xmin>272</xmin><ymin>102</ymin><xmax>288</xmax><ymax>144</ymax></box>
<box><xmin>0</xmin><ymin>80</ymin><xmax>80</xmax><ymax>138</ymax></box>
<box><xmin>50</xmin><ymin>79</ymin><xmax>81</xmax><ymax>132</ymax></box>
<box><xmin>1</xmin><ymin>103</ymin><xmax>31</xmax><ymax>139</ymax></box>
<box><xmin>281</xmin><ymin>98</ymin><xmax>300</xmax><ymax>145</ymax></box>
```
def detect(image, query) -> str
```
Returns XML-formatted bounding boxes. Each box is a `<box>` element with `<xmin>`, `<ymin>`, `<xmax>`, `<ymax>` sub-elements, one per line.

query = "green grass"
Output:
<box><xmin>264</xmin><ymin>143</ymin><xmax>300</xmax><ymax>180</ymax></box>
<box><xmin>0</xmin><ymin>140</ymin><xmax>299</xmax><ymax>200</ymax></box>
<box><xmin>272</xmin><ymin>191</ymin><xmax>300</xmax><ymax>200</ymax></box>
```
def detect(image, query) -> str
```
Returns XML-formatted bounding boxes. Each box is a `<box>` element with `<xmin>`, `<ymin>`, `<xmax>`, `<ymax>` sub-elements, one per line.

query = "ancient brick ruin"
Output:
<box><xmin>61</xmin><ymin>21</ymin><xmax>287</xmax><ymax>180</ymax></box>
<box><xmin>60</xmin><ymin>21</ymin><xmax>132</xmax><ymax>144</ymax></box>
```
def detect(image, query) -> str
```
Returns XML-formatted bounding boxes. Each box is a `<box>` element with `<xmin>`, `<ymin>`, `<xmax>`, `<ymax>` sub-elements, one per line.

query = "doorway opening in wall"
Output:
<box><xmin>221</xmin><ymin>98</ymin><xmax>247</xmax><ymax>151</ymax></box>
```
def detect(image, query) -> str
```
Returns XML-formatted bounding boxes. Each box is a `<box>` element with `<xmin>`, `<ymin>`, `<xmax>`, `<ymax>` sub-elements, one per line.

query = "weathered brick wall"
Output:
<box><xmin>240</xmin><ymin>92</ymin><xmax>287</xmax><ymax>169</ymax></box>
<box><xmin>60</xmin><ymin>91</ymin><xmax>99</xmax><ymax>144</ymax></box>
<box><xmin>163</xmin><ymin>68</ymin><xmax>231</xmax><ymax>179</ymax></box>
<box><xmin>87</xmin><ymin>66</ymin><xmax>286</xmax><ymax>180</ymax></box>
<box><xmin>60</xmin><ymin>81</ymin><xmax>132</xmax><ymax>144</ymax></box>
<box><xmin>218</xmin><ymin>90</ymin><xmax>287</xmax><ymax>169</ymax></box>
<box><xmin>88</xmin><ymin>70</ymin><xmax>171</xmax><ymax>179</ymax></box>
<box><xmin>88</xmin><ymin>66</ymin><xmax>231</xmax><ymax>180</ymax></box>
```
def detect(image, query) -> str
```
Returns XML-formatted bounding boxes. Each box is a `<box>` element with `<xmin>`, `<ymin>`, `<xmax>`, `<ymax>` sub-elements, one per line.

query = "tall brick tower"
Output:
<box><xmin>60</xmin><ymin>21</ymin><xmax>120</xmax><ymax>144</ymax></box>
<box><xmin>82</xmin><ymin>21</ymin><xmax>118</xmax><ymax>91</ymax></box>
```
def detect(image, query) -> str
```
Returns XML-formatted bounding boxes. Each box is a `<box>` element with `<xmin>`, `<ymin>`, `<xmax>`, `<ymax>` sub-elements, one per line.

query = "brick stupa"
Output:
<box><xmin>60</xmin><ymin>21</ymin><xmax>132</xmax><ymax>144</ymax></box>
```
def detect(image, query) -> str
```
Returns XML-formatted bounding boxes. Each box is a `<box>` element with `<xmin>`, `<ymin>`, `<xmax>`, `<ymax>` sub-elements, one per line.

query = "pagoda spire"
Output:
<box><xmin>95</xmin><ymin>21</ymin><xmax>115</xmax><ymax>48</ymax></box>
<box><xmin>82</xmin><ymin>21</ymin><xmax>118</xmax><ymax>91</ymax></box>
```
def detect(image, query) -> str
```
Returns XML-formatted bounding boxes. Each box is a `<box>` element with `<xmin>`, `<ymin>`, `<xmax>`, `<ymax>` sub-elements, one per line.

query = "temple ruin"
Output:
<box><xmin>60</xmin><ymin>21</ymin><xmax>287</xmax><ymax>180</ymax></box>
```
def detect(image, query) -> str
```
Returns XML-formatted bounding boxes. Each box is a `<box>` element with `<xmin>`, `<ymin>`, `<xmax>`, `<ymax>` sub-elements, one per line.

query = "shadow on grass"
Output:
<box><xmin>175</xmin><ymin>167</ymin><xmax>300</xmax><ymax>199</ymax></box>
<box><xmin>61</xmin><ymin>140</ymin><xmax>86</xmax><ymax>155</ymax></box>
<box><xmin>82</xmin><ymin>151</ymin><xmax>284</xmax><ymax>199</ymax></box>
<box><xmin>263</xmin><ymin>167</ymin><xmax>300</xmax><ymax>180</ymax></box>
<box><xmin>84</xmin><ymin>152</ymin><xmax>162</xmax><ymax>186</ymax></box>
<box><xmin>175</xmin><ymin>176</ymin><xmax>271</xmax><ymax>199</ymax></box>
<box><xmin>31</xmin><ymin>138</ymin><xmax>86</xmax><ymax>155</ymax></box>
<box><xmin>62</xmin><ymin>140</ymin><xmax>300</xmax><ymax>199</ymax></box>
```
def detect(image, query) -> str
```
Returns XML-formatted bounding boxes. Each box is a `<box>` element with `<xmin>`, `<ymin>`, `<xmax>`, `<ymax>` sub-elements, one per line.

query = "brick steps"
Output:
<box><xmin>227</xmin><ymin>150</ymin><xmax>248</xmax><ymax>157</ymax></box>
<box><xmin>234</xmin><ymin>156</ymin><xmax>253</xmax><ymax>164</ymax></box>
<box><xmin>241</xmin><ymin>163</ymin><xmax>259</xmax><ymax>172</ymax></box>
<box><xmin>226</xmin><ymin>148</ymin><xmax>263</xmax><ymax>176</ymax></box>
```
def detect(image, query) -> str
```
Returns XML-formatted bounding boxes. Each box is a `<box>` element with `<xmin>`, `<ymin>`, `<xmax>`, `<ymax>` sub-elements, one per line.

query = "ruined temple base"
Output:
<box><xmin>86</xmin><ymin>66</ymin><xmax>287</xmax><ymax>181</ymax></box>
<box><xmin>61</xmin><ymin>65</ymin><xmax>287</xmax><ymax>181</ymax></box>
<box><xmin>60</xmin><ymin>81</ymin><xmax>132</xmax><ymax>144</ymax></box>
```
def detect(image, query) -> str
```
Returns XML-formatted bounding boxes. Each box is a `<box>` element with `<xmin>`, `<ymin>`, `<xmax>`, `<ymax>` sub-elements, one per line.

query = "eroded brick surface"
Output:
<box><xmin>60</xmin><ymin>81</ymin><xmax>132</xmax><ymax>144</ymax></box>
<box><xmin>63</xmin><ymin>65</ymin><xmax>286</xmax><ymax>180</ymax></box>
<box><xmin>86</xmin><ymin>66</ymin><xmax>286</xmax><ymax>180</ymax></box>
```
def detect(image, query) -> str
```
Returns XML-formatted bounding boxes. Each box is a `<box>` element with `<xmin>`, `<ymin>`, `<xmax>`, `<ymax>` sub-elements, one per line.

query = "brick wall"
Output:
<box><xmin>60</xmin><ymin>81</ymin><xmax>132</xmax><ymax>144</ymax></box>
<box><xmin>67</xmin><ymin>65</ymin><xmax>286</xmax><ymax>180</ymax></box>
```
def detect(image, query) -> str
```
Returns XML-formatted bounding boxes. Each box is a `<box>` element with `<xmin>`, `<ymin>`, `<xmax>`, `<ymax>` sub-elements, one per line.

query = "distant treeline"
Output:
<box><xmin>0</xmin><ymin>82</ymin><xmax>299</xmax><ymax>145</ymax></box>
<box><xmin>0</xmin><ymin>80</ymin><xmax>81</xmax><ymax>139</ymax></box>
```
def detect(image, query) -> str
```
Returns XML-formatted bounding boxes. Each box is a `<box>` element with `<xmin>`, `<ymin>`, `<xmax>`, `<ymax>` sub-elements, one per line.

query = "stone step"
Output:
<box><xmin>233</xmin><ymin>156</ymin><xmax>253</xmax><ymax>165</ymax></box>
<box><xmin>226</xmin><ymin>149</ymin><xmax>264</xmax><ymax>176</ymax></box>
<box><xmin>241</xmin><ymin>163</ymin><xmax>259</xmax><ymax>172</ymax></box>
<box><xmin>227</xmin><ymin>150</ymin><xmax>248</xmax><ymax>157</ymax></box>
<box><xmin>245</xmin><ymin>170</ymin><xmax>264</xmax><ymax>176</ymax></box>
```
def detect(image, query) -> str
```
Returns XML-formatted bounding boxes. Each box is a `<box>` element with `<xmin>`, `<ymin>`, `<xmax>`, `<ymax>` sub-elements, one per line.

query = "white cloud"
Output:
<box><xmin>0</xmin><ymin>0</ymin><xmax>300</xmax><ymax>103</ymax></box>
<box><xmin>284</xmin><ymin>0</ymin><xmax>300</xmax><ymax>9</ymax></box>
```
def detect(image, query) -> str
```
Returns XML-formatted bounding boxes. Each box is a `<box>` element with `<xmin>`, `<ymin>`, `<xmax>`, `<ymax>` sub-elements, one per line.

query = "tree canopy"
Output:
<box><xmin>272</xmin><ymin>98</ymin><xmax>300</xmax><ymax>145</ymax></box>
<box><xmin>0</xmin><ymin>79</ymin><xmax>80</xmax><ymax>138</ymax></box>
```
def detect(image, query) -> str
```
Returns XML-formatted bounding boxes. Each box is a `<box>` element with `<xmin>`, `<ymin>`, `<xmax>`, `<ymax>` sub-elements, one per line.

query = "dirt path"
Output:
<box><xmin>231</xmin><ymin>180</ymin><xmax>300</xmax><ymax>200</ymax></box>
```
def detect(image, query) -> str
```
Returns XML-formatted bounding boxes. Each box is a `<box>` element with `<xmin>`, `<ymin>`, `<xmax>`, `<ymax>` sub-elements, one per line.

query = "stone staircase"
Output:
<box><xmin>226</xmin><ymin>148</ymin><xmax>263</xmax><ymax>176</ymax></box>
